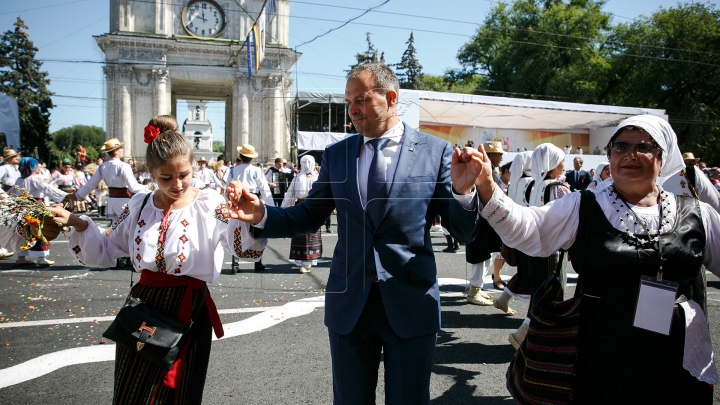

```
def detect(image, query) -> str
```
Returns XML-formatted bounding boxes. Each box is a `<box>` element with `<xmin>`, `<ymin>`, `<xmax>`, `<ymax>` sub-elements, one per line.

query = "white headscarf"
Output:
<box><xmin>530</xmin><ymin>143</ymin><xmax>565</xmax><ymax>186</ymax></box>
<box><xmin>593</xmin><ymin>161</ymin><xmax>610</xmax><ymax>181</ymax></box>
<box><xmin>281</xmin><ymin>155</ymin><xmax>317</xmax><ymax>208</ymax></box>
<box><xmin>610</xmin><ymin>115</ymin><xmax>684</xmax><ymax>186</ymax></box>
<box><xmin>508</xmin><ymin>151</ymin><xmax>532</xmax><ymax>200</ymax></box>
<box><xmin>300</xmin><ymin>155</ymin><xmax>316</xmax><ymax>176</ymax></box>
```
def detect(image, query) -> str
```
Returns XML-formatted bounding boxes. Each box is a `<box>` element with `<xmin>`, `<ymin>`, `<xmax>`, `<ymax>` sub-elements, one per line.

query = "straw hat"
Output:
<box><xmin>3</xmin><ymin>149</ymin><xmax>18</xmax><ymax>160</ymax></box>
<box><xmin>198</xmin><ymin>157</ymin><xmax>208</xmax><ymax>163</ymax></box>
<box><xmin>99</xmin><ymin>138</ymin><xmax>125</xmax><ymax>153</ymax></box>
<box><xmin>237</xmin><ymin>144</ymin><xmax>259</xmax><ymax>158</ymax></box>
<box><xmin>682</xmin><ymin>152</ymin><xmax>699</xmax><ymax>163</ymax></box>
<box><xmin>484</xmin><ymin>141</ymin><xmax>505</xmax><ymax>154</ymax></box>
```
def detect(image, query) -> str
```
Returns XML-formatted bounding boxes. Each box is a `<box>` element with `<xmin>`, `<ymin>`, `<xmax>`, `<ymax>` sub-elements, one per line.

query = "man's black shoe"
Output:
<box><xmin>254</xmin><ymin>261</ymin><xmax>267</xmax><ymax>271</ymax></box>
<box><xmin>325</xmin><ymin>228</ymin><xmax>332</xmax><ymax>233</ymax></box>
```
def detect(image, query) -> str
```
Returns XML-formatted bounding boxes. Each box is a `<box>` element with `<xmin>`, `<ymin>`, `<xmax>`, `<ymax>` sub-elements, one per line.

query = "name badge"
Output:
<box><xmin>633</xmin><ymin>275</ymin><xmax>679</xmax><ymax>335</ymax></box>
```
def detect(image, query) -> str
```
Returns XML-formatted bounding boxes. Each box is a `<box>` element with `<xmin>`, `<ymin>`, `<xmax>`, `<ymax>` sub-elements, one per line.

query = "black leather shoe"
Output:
<box><xmin>325</xmin><ymin>228</ymin><xmax>332</xmax><ymax>233</ymax></box>
<box><xmin>254</xmin><ymin>262</ymin><xmax>266</xmax><ymax>271</ymax></box>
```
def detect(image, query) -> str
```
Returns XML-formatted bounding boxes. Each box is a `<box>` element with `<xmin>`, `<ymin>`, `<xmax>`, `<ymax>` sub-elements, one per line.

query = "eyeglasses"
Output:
<box><xmin>608</xmin><ymin>141</ymin><xmax>660</xmax><ymax>155</ymax></box>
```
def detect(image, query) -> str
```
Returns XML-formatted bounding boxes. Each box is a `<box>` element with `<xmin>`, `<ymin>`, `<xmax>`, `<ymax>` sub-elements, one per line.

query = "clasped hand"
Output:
<box><xmin>451</xmin><ymin>146</ymin><xmax>494</xmax><ymax>195</ymax></box>
<box><xmin>225</xmin><ymin>181</ymin><xmax>265</xmax><ymax>224</ymax></box>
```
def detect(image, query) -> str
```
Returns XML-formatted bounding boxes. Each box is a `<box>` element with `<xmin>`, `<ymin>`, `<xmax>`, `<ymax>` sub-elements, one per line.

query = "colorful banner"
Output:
<box><xmin>419</xmin><ymin>125</ymin><xmax>589</xmax><ymax>153</ymax></box>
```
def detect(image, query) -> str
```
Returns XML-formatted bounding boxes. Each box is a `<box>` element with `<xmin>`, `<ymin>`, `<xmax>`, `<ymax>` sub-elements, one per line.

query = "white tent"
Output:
<box><xmin>0</xmin><ymin>93</ymin><xmax>20</xmax><ymax>150</ymax></box>
<box><xmin>295</xmin><ymin>89</ymin><xmax>667</xmax><ymax>151</ymax></box>
<box><xmin>402</xmin><ymin>90</ymin><xmax>666</xmax><ymax>130</ymax></box>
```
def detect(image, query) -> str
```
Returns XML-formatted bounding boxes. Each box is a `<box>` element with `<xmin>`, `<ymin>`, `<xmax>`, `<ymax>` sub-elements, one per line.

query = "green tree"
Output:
<box><xmin>0</xmin><ymin>18</ymin><xmax>53</xmax><ymax>157</ymax></box>
<box><xmin>393</xmin><ymin>32</ymin><xmax>425</xmax><ymax>89</ymax></box>
<box><xmin>423</xmin><ymin>73</ymin><xmax>486</xmax><ymax>94</ymax></box>
<box><xmin>49</xmin><ymin>125</ymin><xmax>106</xmax><ymax>164</ymax></box>
<box><xmin>453</xmin><ymin>0</ymin><xmax>612</xmax><ymax>102</ymax></box>
<box><xmin>606</xmin><ymin>3</ymin><xmax>720</xmax><ymax>164</ymax></box>
<box><xmin>349</xmin><ymin>32</ymin><xmax>385</xmax><ymax>70</ymax></box>
<box><xmin>212</xmin><ymin>140</ymin><xmax>225</xmax><ymax>153</ymax></box>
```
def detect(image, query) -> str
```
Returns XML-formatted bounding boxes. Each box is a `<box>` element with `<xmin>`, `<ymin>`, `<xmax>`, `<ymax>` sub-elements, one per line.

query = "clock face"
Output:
<box><xmin>182</xmin><ymin>0</ymin><xmax>226</xmax><ymax>38</ymax></box>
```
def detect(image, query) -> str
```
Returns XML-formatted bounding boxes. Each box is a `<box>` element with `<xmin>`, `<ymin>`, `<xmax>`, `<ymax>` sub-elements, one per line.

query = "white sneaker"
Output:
<box><xmin>466</xmin><ymin>284</ymin><xmax>493</xmax><ymax>305</ymax></box>
<box><xmin>38</xmin><ymin>257</ymin><xmax>55</xmax><ymax>266</ymax></box>
<box><xmin>0</xmin><ymin>251</ymin><xmax>14</xmax><ymax>259</ymax></box>
<box><xmin>300</xmin><ymin>264</ymin><xmax>311</xmax><ymax>274</ymax></box>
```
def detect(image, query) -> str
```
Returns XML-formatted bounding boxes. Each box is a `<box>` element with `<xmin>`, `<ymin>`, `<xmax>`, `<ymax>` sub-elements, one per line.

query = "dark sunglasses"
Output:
<box><xmin>608</xmin><ymin>141</ymin><xmax>660</xmax><ymax>154</ymax></box>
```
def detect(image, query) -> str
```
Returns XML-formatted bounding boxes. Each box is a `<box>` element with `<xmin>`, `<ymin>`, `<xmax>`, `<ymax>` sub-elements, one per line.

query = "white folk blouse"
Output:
<box><xmin>68</xmin><ymin>189</ymin><xmax>265</xmax><ymax>284</ymax></box>
<box><xmin>481</xmin><ymin>180</ymin><xmax>720</xmax><ymax>384</ymax></box>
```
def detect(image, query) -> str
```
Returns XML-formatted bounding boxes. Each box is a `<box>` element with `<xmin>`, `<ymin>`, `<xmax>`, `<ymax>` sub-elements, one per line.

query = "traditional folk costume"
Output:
<box><xmin>281</xmin><ymin>155</ymin><xmax>321</xmax><ymax>272</ymax></box>
<box><xmin>485</xmin><ymin>115</ymin><xmax>718</xmax><ymax>403</ymax></box>
<box><xmin>68</xmin><ymin>189</ymin><xmax>265</xmax><ymax>404</ymax></box>
<box><xmin>196</xmin><ymin>159</ymin><xmax>217</xmax><ymax>190</ymax></box>
<box><xmin>501</xmin><ymin>152</ymin><xmax>533</xmax><ymax>303</ymax></box>
<box><xmin>75</xmin><ymin>157</ymin><xmax>147</xmax><ymax>220</ymax></box>
<box><xmin>0</xmin><ymin>159</ymin><xmax>20</xmax><ymax>192</ymax></box>
<box><xmin>586</xmin><ymin>161</ymin><xmax>609</xmax><ymax>191</ymax></box>
<box><xmin>12</xmin><ymin>158</ymin><xmax>68</xmax><ymax>264</ymax></box>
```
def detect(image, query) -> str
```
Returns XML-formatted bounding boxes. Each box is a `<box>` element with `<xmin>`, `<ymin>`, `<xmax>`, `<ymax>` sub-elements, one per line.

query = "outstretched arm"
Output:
<box><xmin>225</xmin><ymin>180</ymin><xmax>266</xmax><ymax>224</ymax></box>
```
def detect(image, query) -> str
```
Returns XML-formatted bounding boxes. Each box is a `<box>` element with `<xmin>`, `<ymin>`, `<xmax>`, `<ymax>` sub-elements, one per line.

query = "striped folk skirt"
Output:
<box><xmin>289</xmin><ymin>231</ymin><xmax>322</xmax><ymax>261</ymax></box>
<box><xmin>113</xmin><ymin>284</ymin><xmax>212</xmax><ymax>405</ymax></box>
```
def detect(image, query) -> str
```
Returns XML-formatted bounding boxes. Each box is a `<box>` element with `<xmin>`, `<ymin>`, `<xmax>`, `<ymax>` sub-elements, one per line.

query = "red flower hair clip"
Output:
<box><xmin>144</xmin><ymin>125</ymin><xmax>160</xmax><ymax>144</ymax></box>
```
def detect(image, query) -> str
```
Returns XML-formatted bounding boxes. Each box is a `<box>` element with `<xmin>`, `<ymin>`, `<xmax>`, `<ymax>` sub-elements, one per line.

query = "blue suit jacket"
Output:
<box><xmin>259</xmin><ymin>124</ymin><xmax>480</xmax><ymax>338</ymax></box>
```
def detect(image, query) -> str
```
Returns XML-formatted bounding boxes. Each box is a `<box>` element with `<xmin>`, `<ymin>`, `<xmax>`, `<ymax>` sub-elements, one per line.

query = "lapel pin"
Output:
<box><xmin>409</xmin><ymin>147</ymin><xmax>415</xmax><ymax>152</ymax></box>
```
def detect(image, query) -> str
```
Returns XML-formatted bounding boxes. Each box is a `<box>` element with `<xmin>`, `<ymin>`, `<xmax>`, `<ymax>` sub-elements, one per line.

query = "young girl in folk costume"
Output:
<box><xmin>47</xmin><ymin>117</ymin><xmax>265</xmax><ymax>404</ymax></box>
<box><xmin>281</xmin><ymin>155</ymin><xmax>321</xmax><ymax>273</ymax></box>
<box><xmin>74</xmin><ymin>161</ymin><xmax>88</xmax><ymax>213</ymax></box>
<box><xmin>12</xmin><ymin>157</ymin><xmax>71</xmax><ymax>266</ymax></box>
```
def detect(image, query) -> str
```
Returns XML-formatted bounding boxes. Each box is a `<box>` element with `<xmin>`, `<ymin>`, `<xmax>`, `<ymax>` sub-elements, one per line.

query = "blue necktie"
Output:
<box><xmin>366</xmin><ymin>138</ymin><xmax>390</xmax><ymax>227</ymax></box>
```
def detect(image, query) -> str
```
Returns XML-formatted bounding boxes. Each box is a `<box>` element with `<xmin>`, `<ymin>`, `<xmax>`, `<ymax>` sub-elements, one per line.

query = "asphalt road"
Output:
<box><xmin>1</xmin><ymin>219</ymin><xmax>719</xmax><ymax>404</ymax></box>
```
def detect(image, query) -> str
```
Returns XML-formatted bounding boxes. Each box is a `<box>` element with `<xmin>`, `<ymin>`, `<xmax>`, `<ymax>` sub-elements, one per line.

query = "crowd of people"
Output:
<box><xmin>0</xmin><ymin>62</ymin><xmax>719</xmax><ymax>404</ymax></box>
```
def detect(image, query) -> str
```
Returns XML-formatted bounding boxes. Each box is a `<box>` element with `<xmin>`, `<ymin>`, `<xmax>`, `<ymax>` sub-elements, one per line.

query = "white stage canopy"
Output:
<box><xmin>403</xmin><ymin>90</ymin><xmax>667</xmax><ymax>131</ymax></box>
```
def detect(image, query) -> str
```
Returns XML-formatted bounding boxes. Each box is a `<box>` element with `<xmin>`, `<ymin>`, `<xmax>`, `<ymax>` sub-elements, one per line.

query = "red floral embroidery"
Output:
<box><xmin>181</xmin><ymin>219</ymin><xmax>189</xmax><ymax>227</ymax></box>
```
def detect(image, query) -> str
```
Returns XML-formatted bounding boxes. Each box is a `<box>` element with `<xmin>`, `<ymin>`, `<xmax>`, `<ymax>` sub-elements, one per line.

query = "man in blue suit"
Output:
<box><xmin>565</xmin><ymin>156</ymin><xmax>592</xmax><ymax>191</ymax></box>
<box><xmin>227</xmin><ymin>63</ymin><xmax>482</xmax><ymax>404</ymax></box>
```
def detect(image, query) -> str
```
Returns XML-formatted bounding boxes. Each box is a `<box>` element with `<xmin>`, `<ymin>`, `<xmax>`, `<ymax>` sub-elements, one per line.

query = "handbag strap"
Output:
<box><xmin>130</xmin><ymin>192</ymin><xmax>153</xmax><ymax>288</ymax></box>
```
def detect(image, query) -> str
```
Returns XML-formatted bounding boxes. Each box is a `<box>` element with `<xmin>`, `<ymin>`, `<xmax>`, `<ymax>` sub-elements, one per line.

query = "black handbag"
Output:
<box><xmin>101</xmin><ymin>193</ymin><xmax>206</xmax><ymax>369</ymax></box>
<box><xmin>102</xmin><ymin>293</ymin><xmax>203</xmax><ymax>369</ymax></box>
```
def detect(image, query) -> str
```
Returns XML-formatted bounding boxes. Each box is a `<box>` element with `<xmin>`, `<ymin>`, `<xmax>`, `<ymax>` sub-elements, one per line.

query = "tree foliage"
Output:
<box><xmin>49</xmin><ymin>125</ymin><xmax>106</xmax><ymax>164</ymax></box>
<box><xmin>455</xmin><ymin>0</ymin><xmax>612</xmax><ymax>102</ymax></box>
<box><xmin>605</xmin><ymin>3</ymin><xmax>720</xmax><ymax>164</ymax></box>
<box><xmin>349</xmin><ymin>32</ymin><xmax>385</xmax><ymax>70</ymax></box>
<box><xmin>393</xmin><ymin>32</ymin><xmax>425</xmax><ymax>89</ymax></box>
<box><xmin>450</xmin><ymin>0</ymin><xmax>720</xmax><ymax>164</ymax></box>
<box><xmin>212</xmin><ymin>140</ymin><xmax>225</xmax><ymax>153</ymax></box>
<box><xmin>0</xmin><ymin>18</ymin><xmax>53</xmax><ymax>158</ymax></box>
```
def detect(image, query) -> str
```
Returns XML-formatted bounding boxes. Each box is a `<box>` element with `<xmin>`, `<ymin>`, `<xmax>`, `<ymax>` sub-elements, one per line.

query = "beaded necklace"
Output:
<box><xmin>607</xmin><ymin>184</ymin><xmax>672</xmax><ymax>249</ymax></box>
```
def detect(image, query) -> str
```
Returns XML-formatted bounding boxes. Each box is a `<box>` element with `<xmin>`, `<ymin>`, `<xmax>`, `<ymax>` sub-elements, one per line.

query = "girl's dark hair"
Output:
<box><xmin>145</xmin><ymin>130</ymin><xmax>194</xmax><ymax>172</ymax></box>
<box><xmin>148</xmin><ymin>115</ymin><xmax>179</xmax><ymax>132</ymax></box>
<box><xmin>500</xmin><ymin>162</ymin><xmax>512</xmax><ymax>175</ymax></box>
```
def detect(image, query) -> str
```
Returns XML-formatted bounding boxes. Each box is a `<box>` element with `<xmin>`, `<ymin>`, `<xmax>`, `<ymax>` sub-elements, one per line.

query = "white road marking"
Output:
<box><xmin>0</xmin><ymin>270</ymin><xmax>34</xmax><ymax>273</ymax></box>
<box><xmin>0</xmin><ymin>296</ymin><xmax>325</xmax><ymax>389</ymax></box>
<box><xmin>1</xmin><ymin>308</ymin><xmax>270</xmax><ymax>329</ymax></box>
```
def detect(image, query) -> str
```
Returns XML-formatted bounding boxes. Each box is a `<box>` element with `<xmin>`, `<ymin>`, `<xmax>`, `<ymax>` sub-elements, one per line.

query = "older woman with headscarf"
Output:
<box><xmin>11</xmin><ymin>157</ymin><xmax>71</xmax><ymax>266</ymax></box>
<box><xmin>506</xmin><ymin>144</ymin><xmax>571</xmax><ymax>349</ymax></box>
<box><xmin>587</xmin><ymin>161</ymin><xmax>611</xmax><ymax>191</ymax></box>
<box><xmin>281</xmin><ymin>155</ymin><xmax>321</xmax><ymax>273</ymax></box>
<box><xmin>471</xmin><ymin>115</ymin><xmax>718</xmax><ymax>403</ymax></box>
<box><xmin>492</xmin><ymin>151</ymin><xmax>533</xmax><ymax>316</ymax></box>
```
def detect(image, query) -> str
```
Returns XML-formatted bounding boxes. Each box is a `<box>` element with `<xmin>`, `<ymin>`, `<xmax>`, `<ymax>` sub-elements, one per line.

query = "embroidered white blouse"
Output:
<box><xmin>481</xmin><ymin>180</ymin><xmax>720</xmax><ymax>384</ymax></box>
<box><xmin>68</xmin><ymin>189</ymin><xmax>264</xmax><ymax>284</ymax></box>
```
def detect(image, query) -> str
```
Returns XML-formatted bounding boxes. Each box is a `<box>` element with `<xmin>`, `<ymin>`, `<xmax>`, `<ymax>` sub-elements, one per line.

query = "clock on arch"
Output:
<box><xmin>181</xmin><ymin>0</ymin><xmax>227</xmax><ymax>38</ymax></box>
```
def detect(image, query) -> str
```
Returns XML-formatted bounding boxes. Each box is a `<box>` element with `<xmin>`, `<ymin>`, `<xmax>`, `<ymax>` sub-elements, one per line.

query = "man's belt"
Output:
<box><xmin>108</xmin><ymin>187</ymin><xmax>131</xmax><ymax>198</ymax></box>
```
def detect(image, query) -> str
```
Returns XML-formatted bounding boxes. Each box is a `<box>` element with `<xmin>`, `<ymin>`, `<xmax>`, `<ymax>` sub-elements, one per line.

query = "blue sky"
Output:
<box><xmin>0</xmin><ymin>0</ymin><xmax>700</xmax><ymax>140</ymax></box>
